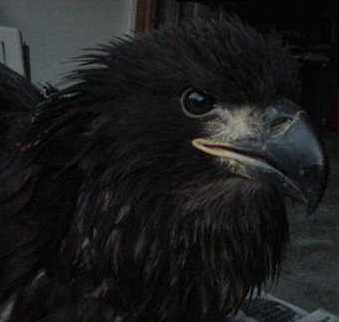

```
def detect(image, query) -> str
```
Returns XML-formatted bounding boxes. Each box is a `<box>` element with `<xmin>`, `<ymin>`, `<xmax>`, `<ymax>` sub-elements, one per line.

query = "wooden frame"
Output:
<box><xmin>134</xmin><ymin>0</ymin><xmax>222</xmax><ymax>32</ymax></box>
<box><xmin>135</xmin><ymin>0</ymin><xmax>158</xmax><ymax>32</ymax></box>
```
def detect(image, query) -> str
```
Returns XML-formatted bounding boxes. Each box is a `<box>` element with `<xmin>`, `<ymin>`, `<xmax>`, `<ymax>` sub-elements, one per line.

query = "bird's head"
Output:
<box><xmin>58</xmin><ymin>18</ymin><xmax>327</xmax><ymax>321</ymax></box>
<box><xmin>74</xmin><ymin>18</ymin><xmax>326</xmax><ymax>214</ymax></box>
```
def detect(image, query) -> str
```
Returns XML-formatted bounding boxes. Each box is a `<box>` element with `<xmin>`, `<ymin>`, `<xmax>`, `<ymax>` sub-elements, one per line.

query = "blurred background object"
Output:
<box><xmin>0</xmin><ymin>26</ymin><xmax>28</xmax><ymax>78</ymax></box>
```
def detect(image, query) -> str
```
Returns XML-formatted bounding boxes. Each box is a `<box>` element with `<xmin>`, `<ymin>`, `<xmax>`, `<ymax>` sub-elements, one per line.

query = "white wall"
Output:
<box><xmin>0</xmin><ymin>0</ymin><xmax>136</xmax><ymax>85</ymax></box>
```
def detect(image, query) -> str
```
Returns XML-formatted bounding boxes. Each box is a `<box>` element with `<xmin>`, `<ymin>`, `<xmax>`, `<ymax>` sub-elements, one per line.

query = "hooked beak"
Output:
<box><xmin>192</xmin><ymin>103</ymin><xmax>327</xmax><ymax>215</ymax></box>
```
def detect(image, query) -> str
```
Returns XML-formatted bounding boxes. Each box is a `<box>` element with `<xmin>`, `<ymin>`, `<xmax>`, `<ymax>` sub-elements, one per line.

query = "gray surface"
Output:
<box><xmin>271</xmin><ymin>132</ymin><xmax>339</xmax><ymax>314</ymax></box>
<box><xmin>0</xmin><ymin>0</ymin><xmax>135</xmax><ymax>85</ymax></box>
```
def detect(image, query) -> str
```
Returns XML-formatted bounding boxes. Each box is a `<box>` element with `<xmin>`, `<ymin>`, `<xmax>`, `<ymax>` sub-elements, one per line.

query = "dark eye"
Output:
<box><xmin>180</xmin><ymin>88</ymin><xmax>216</xmax><ymax>118</ymax></box>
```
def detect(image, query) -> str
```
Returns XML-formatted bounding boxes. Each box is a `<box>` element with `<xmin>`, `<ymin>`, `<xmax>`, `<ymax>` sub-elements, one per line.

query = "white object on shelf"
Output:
<box><xmin>233</xmin><ymin>293</ymin><xmax>339</xmax><ymax>322</ymax></box>
<box><xmin>296</xmin><ymin>309</ymin><xmax>339</xmax><ymax>322</ymax></box>
<box><xmin>0</xmin><ymin>26</ymin><xmax>26</xmax><ymax>77</ymax></box>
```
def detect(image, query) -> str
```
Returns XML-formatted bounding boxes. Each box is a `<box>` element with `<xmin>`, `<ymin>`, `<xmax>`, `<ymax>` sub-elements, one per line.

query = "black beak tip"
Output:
<box><xmin>304</xmin><ymin>164</ymin><xmax>328</xmax><ymax>216</ymax></box>
<box><xmin>306</xmin><ymin>196</ymin><xmax>323</xmax><ymax>217</ymax></box>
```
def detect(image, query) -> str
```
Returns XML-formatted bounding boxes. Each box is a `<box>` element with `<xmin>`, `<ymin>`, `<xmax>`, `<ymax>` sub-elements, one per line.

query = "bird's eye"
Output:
<box><xmin>270</xmin><ymin>116</ymin><xmax>293</xmax><ymax>135</ymax></box>
<box><xmin>180</xmin><ymin>88</ymin><xmax>216</xmax><ymax>118</ymax></box>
